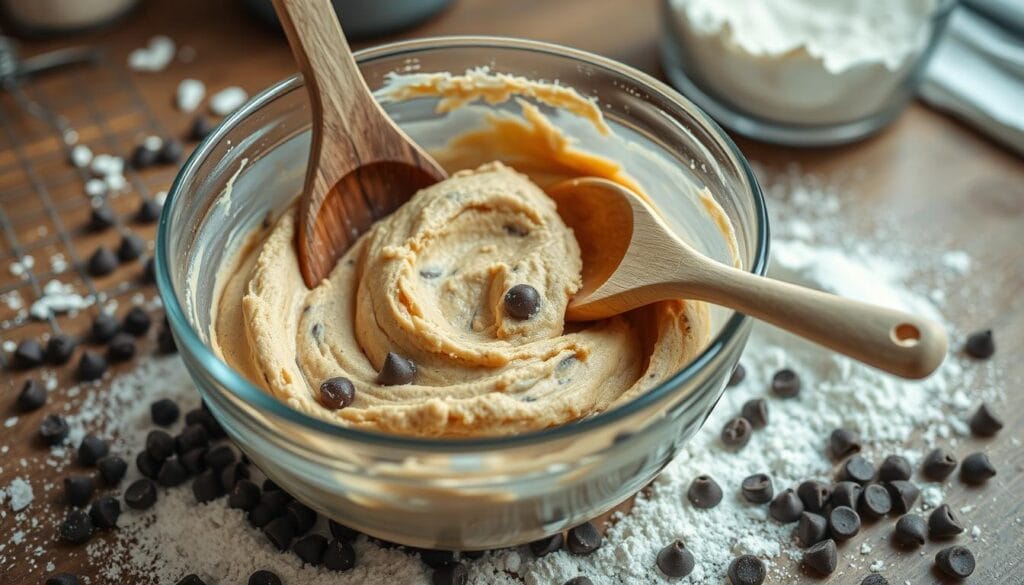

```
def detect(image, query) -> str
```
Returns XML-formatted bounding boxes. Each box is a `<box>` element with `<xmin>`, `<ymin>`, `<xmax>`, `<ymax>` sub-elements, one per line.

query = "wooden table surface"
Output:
<box><xmin>2</xmin><ymin>0</ymin><xmax>1022</xmax><ymax>583</ymax></box>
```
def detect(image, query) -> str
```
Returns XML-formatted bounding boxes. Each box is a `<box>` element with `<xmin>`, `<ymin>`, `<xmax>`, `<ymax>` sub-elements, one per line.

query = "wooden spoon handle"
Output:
<box><xmin>681</xmin><ymin>260</ymin><xmax>948</xmax><ymax>379</ymax></box>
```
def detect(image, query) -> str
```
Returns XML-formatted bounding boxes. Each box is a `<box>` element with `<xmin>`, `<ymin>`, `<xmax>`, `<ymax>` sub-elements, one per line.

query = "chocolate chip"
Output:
<box><xmin>968</xmin><ymin>403</ymin><xmax>1003</xmax><ymax>437</ymax></box>
<box><xmin>176</xmin><ymin>576</ymin><xmax>207</xmax><ymax>585</ymax></box>
<box><xmin>797</xmin><ymin>480</ymin><xmax>831</xmax><ymax>514</ymax></box>
<box><xmin>432</xmin><ymin>563</ymin><xmax>467</xmax><ymax>585</ymax></box>
<box><xmin>248</xmin><ymin>570</ymin><xmax>283</xmax><ymax>585</ymax></box>
<box><xmin>106</xmin><ymin>333</ymin><xmax>136</xmax><ymax>362</ymax></box>
<box><xmin>260</xmin><ymin>489</ymin><xmax>293</xmax><ymax>514</ymax></box>
<box><xmin>797</xmin><ymin>512</ymin><xmax>828</xmax><ymax>547</ymax></box>
<box><xmin>563</xmin><ymin>579</ymin><xmax>593</xmax><ymax>585</ymax></box>
<box><xmin>839</xmin><ymin>455</ymin><xmax>875</xmax><ymax>484</ymax></box>
<box><xmin>91</xmin><ymin>313</ymin><xmax>119</xmax><ymax>342</ymax></box>
<box><xmin>175</xmin><ymin>424</ymin><xmax>209</xmax><ymax>455</ymax></box>
<box><xmin>419</xmin><ymin>548</ymin><xmax>456</xmax><ymax>568</ymax></box>
<box><xmin>964</xmin><ymin>329</ymin><xmax>994</xmax><ymax>359</ymax></box>
<box><xmin>130</xmin><ymin>143</ymin><xmax>159</xmax><ymax>169</ymax></box>
<box><xmin>247</xmin><ymin>503</ymin><xmax>278</xmax><ymax>529</ymax></box>
<box><xmin>77</xmin><ymin>351</ymin><xmax>107</xmax><ymax>381</ymax></box>
<box><xmin>89</xmin><ymin>495</ymin><xmax>120</xmax><ymax>529</ymax></box>
<box><xmin>721</xmin><ymin>417</ymin><xmax>752</xmax><ymax>447</ymax></box>
<box><xmin>87</xmin><ymin>245</ymin><xmax>118</xmax><ymax>276</ymax></box>
<box><xmin>885</xmin><ymin>480</ymin><xmax>920</xmax><ymax>514</ymax></box>
<box><xmin>319</xmin><ymin>376</ymin><xmax>355</xmax><ymax>409</ymax></box>
<box><xmin>566</xmin><ymin>522</ymin><xmax>601</xmax><ymax>555</ymax></box>
<box><xmin>960</xmin><ymin>452</ymin><xmax>996</xmax><ymax>485</ymax></box>
<box><xmin>158</xmin><ymin>138</ymin><xmax>184</xmax><ymax>164</ymax></box>
<box><xmin>264</xmin><ymin>516</ymin><xmax>295</xmax><ymax>551</ymax></box>
<box><xmin>45</xmin><ymin>573</ymin><xmax>79</xmax><ymax>585</ymax></box>
<box><xmin>323</xmin><ymin>538</ymin><xmax>356</xmax><ymax>571</ymax></box>
<box><xmin>741</xmin><ymin>473</ymin><xmax>774</xmax><ymax>504</ymax></box>
<box><xmin>687</xmin><ymin>475</ymin><xmax>724</xmax><ymax>509</ymax></box>
<box><xmin>530</xmin><ymin>533</ymin><xmax>563</xmax><ymax>557</ymax></box>
<box><xmin>893</xmin><ymin>514</ymin><xmax>927</xmax><ymax>548</ymax></box>
<box><xmin>860</xmin><ymin>575</ymin><xmax>889</xmax><ymax>585</ymax></box>
<box><xmin>378</xmin><ymin>352</ymin><xmax>417</xmax><ymax>385</ymax></box>
<box><xmin>88</xmin><ymin>204</ymin><xmax>116</xmax><ymax>231</ymax></box>
<box><xmin>97</xmin><ymin>455</ymin><xmax>127</xmax><ymax>485</ymax></box>
<box><xmin>928</xmin><ymin>504</ymin><xmax>964</xmax><ymax>538</ymax></box>
<box><xmin>77</xmin><ymin>435</ymin><xmax>109</xmax><ymax>466</ymax></box>
<box><xmin>189</xmin><ymin>115</ymin><xmax>214</xmax><ymax>141</ymax></box>
<box><xmin>158</xmin><ymin>324</ymin><xmax>177</xmax><ymax>353</ymax></box>
<box><xmin>921</xmin><ymin>448</ymin><xmax>957</xmax><ymax>481</ymax></box>
<box><xmin>857</xmin><ymin>484</ymin><xmax>892</xmax><ymax>519</ymax></box>
<box><xmin>151</xmin><ymin>398</ymin><xmax>180</xmax><ymax>426</ymax></box>
<box><xmin>193</xmin><ymin>469</ymin><xmax>226</xmax><ymax>503</ymax></box>
<box><xmin>203</xmin><ymin>445</ymin><xmax>235</xmax><ymax>470</ymax></box>
<box><xmin>157</xmin><ymin>457</ymin><xmax>189</xmax><ymax>487</ymax></box>
<box><xmin>656</xmin><ymin>540</ymin><xmax>695</xmax><ymax>578</ymax></box>
<box><xmin>59</xmin><ymin>510</ymin><xmax>94</xmax><ymax>544</ymax></box>
<box><xmin>64</xmin><ymin>475</ymin><xmax>95</xmax><ymax>507</ymax></box>
<box><xmin>39</xmin><ymin>414</ymin><xmax>69</xmax><ymax>445</ymax></box>
<box><xmin>727</xmin><ymin>363</ymin><xmax>746</xmax><ymax>387</ymax></box>
<box><xmin>770</xmin><ymin>368</ymin><xmax>800</xmax><ymax>398</ymax></box>
<box><xmin>220</xmin><ymin>462</ymin><xmax>249</xmax><ymax>491</ymax></box>
<box><xmin>935</xmin><ymin>545</ymin><xmax>975</xmax><ymax>578</ymax></box>
<box><xmin>46</xmin><ymin>334</ymin><xmax>76</xmax><ymax>365</ymax></box>
<box><xmin>146</xmin><ymin>430</ymin><xmax>175</xmax><ymax>462</ymax></box>
<box><xmin>13</xmin><ymin>339</ymin><xmax>43</xmax><ymax>368</ymax></box>
<box><xmin>727</xmin><ymin>554</ymin><xmax>766</xmax><ymax>585</ymax></box>
<box><xmin>877</xmin><ymin>455</ymin><xmax>912</xmax><ymax>482</ymax></box>
<box><xmin>802</xmin><ymin>538</ymin><xmax>837</xmax><ymax>576</ymax></box>
<box><xmin>136</xmin><ymin>199</ymin><xmax>162</xmax><ymax>224</ymax></box>
<box><xmin>17</xmin><ymin>379</ymin><xmax>46</xmax><ymax>411</ymax></box>
<box><xmin>117</xmin><ymin>233</ymin><xmax>145</xmax><ymax>262</ymax></box>
<box><xmin>136</xmin><ymin>450</ymin><xmax>161</xmax><ymax>479</ymax></box>
<box><xmin>143</xmin><ymin>256</ymin><xmax>156</xmax><ymax>283</ymax></box>
<box><xmin>293</xmin><ymin>533</ymin><xmax>327</xmax><ymax>565</ymax></box>
<box><xmin>185</xmin><ymin>407</ymin><xmax>225</xmax><ymax>439</ymax></box>
<box><xmin>124</xmin><ymin>478</ymin><xmax>157</xmax><ymax>509</ymax></box>
<box><xmin>122</xmin><ymin>307</ymin><xmax>152</xmax><ymax>336</ymax></box>
<box><xmin>740</xmin><ymin>398</ymin><xmax>768</xmax><ymax>429</ymax></box>
<box><xmin>830</xmin><ymin>481</ymin><xmax>862</xmax><ymax>509</ymax></box>
<box><xmin>286</xmin><ymin>500</ymin><xmax>317</xmax><ymax>535</ymax></box>
<box><xmin>181</xmin><ymin>447</ymin><xmax>207</xmax><ymax>475</ymax></box>
<box><xmin>829</xmin><ymin>428</ymin><xmax>861</xmax><ymax>459</ymax></box>
<box><xmin>228</xmin><ymin>479</ymin><xmax>261</xmax><ymax>511</ymax></box>
<box><xmin>504</xmin><ymin>284</ymin><xmax>541</xmax><ymax>319</ymax></box>
<box><xmin>828</xmin><ymin>506</ymin><xmax>861</xmax><ymax>541</ymax></box>
<box><xmin>769</xmin><ymin>489</ymin><xmax>804</xmax><ymax>523</ymax></box>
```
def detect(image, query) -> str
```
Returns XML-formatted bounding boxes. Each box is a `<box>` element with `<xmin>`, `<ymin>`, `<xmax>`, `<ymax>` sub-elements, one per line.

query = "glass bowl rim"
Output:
<box><xmin>156</xmin><ymin>35</ymin><xmax>770</xmax><ymax>452</ymax></box>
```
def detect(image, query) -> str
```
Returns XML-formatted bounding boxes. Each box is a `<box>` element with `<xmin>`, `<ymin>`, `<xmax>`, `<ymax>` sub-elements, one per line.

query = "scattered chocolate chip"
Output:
<box><xmin>175</xmin><ymin>424</ymin><xmax>209</xmax><ymax>455</ymax></box>
<box><xmin>151</xmin><ymin>398</ymin><xmax>180</xmax><ymax>426</ymax></box>
<box><xmin>797</xmin><ymin>480</ymin><xmax>831</xmax><ymax>514</ymax></box>
<box><xmin>293</xmin><ymin>533</ymin><xmax>327</xmax><ymax>566</ymax></box>
<box><xmin>39</xmin><ymin>414</ymin><xmax>70</xmax><ymax>445</ymax></box>
<box><xmin>157</xmin><ymin>457</ymin><xmax>189</xmax><ymax>487</ymax></box>
<box><xmin>248</xmin><ymin>570</ymin><xmax>283</xmax><ymax>585</ymax></box>
<box><xmin>17</xmin><ymin>379</ymin><xmax>46</xmax><ymax>411</ymax></box>
<box><xmin>64</xmin><ymin>475</ymin><xmax>95</xmax><ymax>507</ymax></box>
<box><xmin>740</xmin><ymin>398</ymin><xmax>769</xmax><ymax>429</ymax></box>
<box><xmin>963</xmin><ymin>329</ymin><xmax>994</xmax><ymax>359</ymax></box>
<box><xmin>143</xmin><ymin>256</ymin><xmax>156</xmax><ymax>283</ymax></box>
<box><xmin>960</xmin><ymin>452</ymin><xmax>996</xmax><ymax>485</ymax></box>
<box><xmin>146</xmin><ymin>430</ymin><xmax>176</xmax><ymax>462</ymax></box>
<box><xmin>323</xmin><ymin>538</ymin><xmax>356</xmax><ymax>571</ymax></box>
<box><xmin>727</xmin><ymin>363</ymin><xmax>746</xmax><ymax>387</ymax></box>
<box><xmin>181</xmin><ymin>447</ymin><xmax>207</xmax><ymax>475</ymax></box>
<box><xmin>828</xmin><ymin>506</ymin><xmax>861</xmax><ymax>541</ymax></box>
<box><xmin>77</xmin><ymin>435</ymin><xmax>109</xmax><ymax>466</ymax></box>
<box><xmin>107</xmin><ymin>333</ymin><xmax>136</xmax><ymax>362</ymax></box>
<box><xmin>91</xmin><ymin>313</ymin><xmax>120</xmax><ymax>342</ymax></box>
<box><xmin>893</xmin><ymin>514</ymin><xmax>927</xmax><ymax>548</ymax></box>
<box><xmin>432</xmin><ymin>563</ymin><xmax>467</xmax><ymax>585</ymax></box>
<box><xmin>176</xmin><ymin>575</ymin><xmax>207</xmax><ymax>585</ymax></box>
<box><xmin>77</xmin><ymin>351</ymin><xmax>107</xmax><ymax>381</ymax></box>
<box><xmin>13</xmin><ymin>339</ymin><xmax>43</xmax><ymax>369</ymax></box>
<box><xmin>204</xmin><ymin>445</ymin><xmax>235</xmax><ymax>470</ymax></box>
<box><xmin>286</xmin><ymin>500</ymin><xmax>317</xmax><ymax>535</ymax></box>
<box><xmin>136</xmin><ymin>450</ymin><xmax>161</xmax><ymax>479</ymax></box>
<box><xmin>158</xmin><ymin>138</ymin><xmax>184</xmax><ymax>164</ymax></box>
<box><xmin>88</xmin><ymin>204</ymin><xmax>116</xmax><ymax>231</ymax></box>
<box><xmin>566</xmin><ymin>522</ymin><xmax>601</xmax><ymax>555</ymax></box>
<box><xmin>247</xmin><ymin>503</ymin><xmax>278</xmax><ymax>529</ymax></box>
<box><xmin>122</xmin><ymin>307</ymin><xmax>152</xmax><ymax>335</ymax></box>
<box><xmin>378</xmin><ymin>352</ymin><xmax>417</xmax><ymax>385</ymax></box>
<box><xmin>968</xmin><ymin>403</ymin><xmax>1003</xmax><ymax>437</ymax></box>
<box><xmin>688</xmin><ymin>475</ymin><xmax>724</xmax><ymax>509</ymax></box>
<box><xmin>319</xmin><ymin>377</ymin><xmax>355</xmax><ymax>409</ymax></box>
<box><xmin>328</xmin><ymin>520</ymin><xmax>359</xmax><ymax>541</ymax></box>
<box><xmin>87</xmin><ymin>246</ymin><xmax>118</xmax><ymax>276</ymax></box>
<box><xmin>829</xmin><ymin>428</ymin><xmax>861</xmax><ymax>459</ymax></box>
<box><xmin>741</xmin><ymin>473</ymin><xmax>774</xmax><ymax>504</ymax></box>
<box><xmin>928</xmin><ymin>504</ymin><xmax>964</xmax><ymax>538</ymax></box>
<box><xmin>185</xmin><ymin>408</ymin><xmax>225</xmax><ymax>439</ymax></box>
<box><xmin>877</xmin><ymin>455</ymin><xmax>912</xmax><ymax>482</ymax></box>
<box><xmin>96</xmin><ymin>455</ymin><xmax>127</xmax><ymax>485</ymax></box>
<box><xmin>858</xmin><ymin>484</ymin><xmax>892</xmax><ymax>519</ymax></box>
<box><xmin>721</xmin><ymin>417</ymin><xmax>752</xmax><ymax>447</ymax></box>
<box><xmin>860</xmin><ymin>575</ymin><xmax>889</xmax><ymax>585</ymax></box>
<box><xmin>656</xmin><ymin>540</ymin><xmax>695</xmax><ymax>578</ymax></box>
<box><xmin>504</xmin><ymin>284</ymin><xmax>541</xmax><ymax>320</ymax></box>
<box><xmin>802</xmin><ymin>538</ymin><xmax>837</xmax><ymax>576</ymax></box>
<box><xmin>769</xmin><ymin>489</ymin><xmax>804</xmax><ymax>523</ymax></box>
<box><xmin>797</xmin><ymin>511</ymin><xmax>828</xmax><ymax>547</ymax></box>
<box><xmin>530</xmin><ymin>533</ymin><xmax>564</xmax><ymax>557</ymax></box>
<box><xmin>136</xmin><ymin>199</ymin><xmax>162</xmax><ymax>224</ymax></box>
<box><xmin>228</xmin><ymin>479</ymin><xmax>261</xmax><ymax>511</ymax></box>
<box><xmin>124</xmin><ymin>478</ymin><xmax>157</xmax><ymax>510</ymax></box>
<box><xmin>840</xmin><ymin>455</ymin><xmax>875</xmax><ymax>485</ymax></box>
<box><xmin>89</xmin><ymin>495</ymin><xmax>120</xmax><ymax>529</ymax></box>
<box><xmin>264</xmin><ymin>516</ymin><xmax>295</xmax><ymax>551</ymax></box>
<box><xmin>46</xmin><ymin>334</ymin><xmax>76</xmax><ymax>365</ymax></box>
<box><xmin>59</xmin><ymin>510</ymin><xmax>94</xmax><ymax>544</ymax></box>
<box><xmin>830</xmin><ymin>481</ymin><xmax>862</xmax><ymax>509</ymax></box>
<box><xmin>419</xmin><ymin>548</ymin><xmax>456</xmax><ymax>568</ymax></box>
<box><xmin>260</xmin><ymin>489</ymin><xmax>293</xmax><ymax>514</ymax></box>
<box><xmin>770</xmin><ymin>368</ymin><xmax>800</xmax><ymax>398</ymax></box>
<box><xmin>45</xmin><ymin>573</ymin><xmax>79</xmax><ymax>585</ymax></box>
<box><xmin>117</xmin><ymin>233</ymin><xmax>145</xmax><ymax>262</ymax></box>
<box><xmin>935</xmin><ymin>545</ymin><xmax>975</xmax><ymax>579</ymax></box>
<box><xmin>727</xmin><ymin>554</ymin><xmax>766</xmax><ymax>585</ymax></box>
<box><xmin>189</xmin><ymin>115</ymin><xmax>214</xmax><ymax>141</ymax></box>
<box><xmin>130</xmin><ymin>143</ymin><xmax>160</xmax><ymax>169</ymax></box>
<box><xmin>220</xmin><ymin>462</ymin><xmax>250</xmax><ymax>491</ymax></box>
<box><xmin>921</xmin><ymin>448</ymin><xmax>957</xmax><ymax>481</ymax></box>
<box><xmin>885</xmin><ymin>480</ymin><xmax>920</xmax><ymax>515</ymax></box>
<box><xmin>193</xmin><ymin>469</ymin><xmax>225</xmax><ymax>503</ymax></box>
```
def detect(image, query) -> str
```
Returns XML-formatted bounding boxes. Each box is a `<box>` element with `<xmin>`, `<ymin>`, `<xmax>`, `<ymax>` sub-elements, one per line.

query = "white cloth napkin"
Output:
<box><xmin>919</xmin><ymin>3</ymin><xmax>1024</xmax><ymax>155</ymax></box>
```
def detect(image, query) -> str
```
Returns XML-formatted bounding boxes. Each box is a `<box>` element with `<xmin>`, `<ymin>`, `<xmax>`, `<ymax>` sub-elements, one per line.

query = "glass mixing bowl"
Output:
<box><xmin>156</xmin><ymin>36</ymin><xmax>768</xmax><ymax>551</ymax></box>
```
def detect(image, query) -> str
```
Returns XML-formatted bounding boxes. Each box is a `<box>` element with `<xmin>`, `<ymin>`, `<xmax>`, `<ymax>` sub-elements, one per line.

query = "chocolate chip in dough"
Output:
<box><xmin>935</xmin><ymin>545</ymin><xmax>975</xmax><ymax>579</ymax></box>
<box><xmin>45</xmin><ymin>573</ymin><xmax>79</xmax><ymax>585</ymax></box>
<box><xmin>740</xmin><ymin>398</ymin><xmax>768</xmax><ymax>428</ymax></box>
<box><xmin>292</xmin><ymin>534</ymin><xmax>327</xmax><ymax>566</ymax></box>
<box><xmin>136</xmin><ymin>199</ymin><xmax>162</xmax><ymax>224</ymax></box>
<box><xmin>727</xmin><ymin>554</ymin><xmax>766</xmax><ymax>585</ymax></box>
<box><xmin>885</xmin><ymin>480</ymin><xmax>920</xmax><ymax>515</ymax></box>
<box><xmin>893</xmin><ymin>514</ymin><xmax>927</xmax><ymax>548</ymax></box>
<box><xmin>323</xmin><ymin>538</ymin><xmax>356</xmax><ymax>572</ymax></box>
<box><xmin>770</xmin><ymin>368</ymin><xmax>800</xmax><ymax>398</ymax></box>
<box><xmin>964</xmin><ymin>329</ymin><xmax>994</xmax><ymax>359</ymax></box>
<box><xmin>88</xmin><ymin>204</ymin><xmax>116</xmax><ymax>231</ymax></box>
<box><xmin>431</xmin><ymin>563</ymin><xmax>467</xmax><ymax>585</ymax></box>
<box><xmin>796</xmin><ymin>480</ymin><xmax>831</xmax><ymax>514</ymax></box>
<box><xmin>59</xmin><ymin>510</ymin><xmax>94</xmax><ymax>544</ymax></box>
<box><xmin>797</xmin><ymin>512</ymin><xmax>828</xmax><ymax>547</ymax></box>
<box><xmin>566</xmin><ymin>522</ymin><xmax>601</xmax><ymax>555</ymax></box>
<box><xmin>124</xmin><ymin>478</ymin><xmax>157</xmax><ymax>510</ymax></box>
<box><xmin>77</xmin><ymin>351</ymin><xmax>107</xmax><ymax>381</ymax></box>
<box><xmin>928</xmin><ymin>504</ymin><xmax>965</xmax><ymax>538</ymax></box>
<box><xmin>46</xmin><ymin>334</ymin><xmax>76</xmax><ymax>365</ymax></box>
<box><xmin>96</xmin><ymin>455</ymin><xmax>127</xmax><ymax>485</ymax></box>
<box><xmin>377</xmin><ymin>352</ymin><xmax>417</xmax><ymax>385</ymax></box>
<box><xmin>828</xmin><ymin>506</ymin><xmax>861</xmax><ymax>541</ymax></box>
<box><xmin>319</xmin><ymin>376</ymin><xmax>355</xmax><ymax>409</ymax></box>
<box><xmin>39</xmin><ymin>414</ymin><xmax>69</xmax><ymax>445</ymax></box>
<box><xmin>91</xmin><ymin>312</ymin><xmax>119</xmax><ymax>342</ymax></box>
<box><xmin>687</xmin><ymin>475</ymin><xmax>723</xmax><ymax>509</ymax></box>
<box><xmin>857</xmin><ymin>484</ymin><xmax>892</xmax><ymax>519</ymax></box>
<box><xmin>968</xmin><ymin>403</ymin><xmax>1003</xmax><ymax>437</ymax></box>
<box><xmin>87</xmin><ymin>246</ymin><xmax>118</xmax><ymax>276</ymax></box>
<box><xmin>921</xmin><ymin>448</ymin><xmax>957</xmax><ymax>481</ymax></box>
<box><xmin>960</xmin><ymin>452</ymin><xmax>996</xmax><ymax>485</ymax></box>
<box><xmin>77</xmin><ymin>435</ymin><xmax>109</xmax><ymax>466</ymax></box>
<box><xmin>721</xmin><ymin>417</ymin><xmax>752</xmax><ymax>447</ymax></box>
<box><xmin>829</xmin><ymin>428</ymin><xmax>862</xmax><ymax>459</ymax></box>
<box><xmin>151</xmin><ymin>398</ymin><xmax>180</xmax><ymax>426</ymax></box>
<box><xmin>727</xmin><ymin>363</ymin><xmax>746</xmax><ymax>387</ymax></box>
<box><xmin>530</xmin><ymin>533</ymin><xmax>563</xmax><ymax>557</ymax></box>
<box><xmin>741</xmin><ymin>473</ymin><xmax>774</xmax><ymax>504</ymax></box>
<box><xmin>248</xmin><ymin>570</ymin><xmax>283</xmax><ymax>585</ymax></box>
<box><xmin>13</xmin><ymin>339</ymin><xmax>43</xmax><ymax>369</ymax></box>
<box><xmin>802</xmin><ymin>538</ymin><xmax>837</xmax><ymax>576</ymax></box>
<box><xmin>860</xmin><ymin>576</ymin><xmax>889</xmax><ymax>585</ymax></box>
<box><xmin>89</xmin><ymin>495</ymin><xmax>120</xmax><ymax>529</ymax></box>
<box><xmin>829</xmin><ymin>481</ymin><xmax>862</xmax><ymax>510</ymax></box>
<box><xmin>769</xmin><ymin>489</ymin><xmax>804</xmax><ymax>523</ymax></box>
<box><xmin>64</xmin><ymin>475</ymin><xmax>95</xmax><ymax>507</ymax></box>
<box><xmin>504</xmin><ymin>284</ymin><xmax>541</xmax><ymax>320</ymax></box>
<box><xmin>17</xmin><ymin>379</ymin><xmax>46</xmax><ymax>412</ymax></box>
<box><xmin>122</xmin><ymin>306</ymin><xmax>152</xmax><ymax>335</ymax></box>
<box><xmin>117</xmin><ymin>233</ymin><xmax>145</xmax><ymax>262</ymax></box>
<box><xmin>656</xmin><ymin>540</ymin><xmax>695</xmax><ymax>578</ymax></box>
<box><xmin>839</xmin><ymin>455</ymin><xmax>875</xmax><ymax>485</ymax></box>
<box><xmin>877</xmin><ymin>455</ymin><xmax>912</xmax><ymax>482</ymax></box>
<box><xmin>106</xmin><ymin>333</ymin><xmax>136</xmax><ymax>362</ymax></box>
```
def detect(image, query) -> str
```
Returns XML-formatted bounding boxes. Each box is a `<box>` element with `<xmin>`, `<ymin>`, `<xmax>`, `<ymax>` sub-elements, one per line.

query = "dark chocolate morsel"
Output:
<box><xmin>656</xmin><ymin>540</ymin><xmax>695</xmax><ymax>578</ymax></box>
<box><xmin>960</xmin><ymin>452</ymin><xmax>996</xmax><ymax>485</ymax></box>
<box><xmin>921</xmin><ymin>448</ymin><xmax>958</xmax><ymax>481</ymax></box>
<box><xmin>802</xmin><ymin>538</ymin><xmax>837</xmax><ymax>576</ymax></box>
<box><xmin>885</xmin><ymin>480</ymin><xmax>920</xmax><ymax>515</ymax></box>
<box><xmin>721</xmin><ymin>417</ymin><xmax>752</xmax><ymax>447</ymax></box>
<box><xmin>829</xmin><ymin>428</ymin><xmax>861</xmax><ymax>459</ymax></box>
<box><xmin>968</xmin><ymin>403</ymin><xmax>1003</xmax><ymax>437</ymax></box>
<box><xmin>935</xmin><ymin>545</ymin><xmax>975</xmax><ymax>578</ymax></box>
<box><xmin>830</xmin><ymin>481</ymin><xmax>862</xmax><ymax>510</ymax></box>
<box><xmin>504</xmin><ymin>284</ymin><xmax>541</xmax><ymax>320</ymax></box>
<box><xmin>530</xmin><ymin>533</ymin><xmax>564</xmax><ymax>557</ymax></box>
<box><xmin>741</xmin><ymin>473</ymin><xmax>774</xmax><ymax>504</ymax></box>
<box><xmin>928</xmin><ymin>504</ymin><xmax>965</xmax><ymax>538</ymax></box>
<box><xmin>797</xmin><ymin>480</ymin><xmax>831</xmax><ymax>514</ymax></box>
<box><xmin>322</xmin><ymin>538</ymin><xmax>356</xmax><ymax>572</ymax></box>
<box><xmin>877</xmin><ymin>455</ymin><xmax>912</xmax><ymax>482</ymax></box>
<box><xmin>893</xmin><ymin>514</ymin><xmax>927</xmax><ymax>548</ymax></box>
<box><xmin>828</xmin><ymin>506</ymin><xmax>861</xmax><ymax>541</ymax></box>
<box><xmin>769</xmin><ymin>489</ymin><xmax>804</xmax><ymax>523</ymax></box>
<box><xmin>857</xmin><ymin>484</ymin><xmax>892</xmax><ymax>519</ymax></box>
<box><xmin>797</xmin><ymin>511</ymin><xmax>828</xmax><ymax>547</ymax></box>
<box><xmin>566</xmin><ymin>522</ymin><xmax>601</xmax><ymax>555</ymax></box>
<box><xmin>319</xmin><ymin>377</ymin><xmax>355</xmax><ymax>410</ymax></box>
<box><xmin>58</xmin><ymin>510</ymin><xmax>94</xmax><ymax>544</ymax></box>
<box><xmin>840</xmin><ymin>455</ymin><xmax>875</xmax><ymax>485</ymax></box>
<box><xmin>963</xmin><ymin>329</ymin><xmax>994</xmax><ymax>359</ymax></box>
<box><xmin>377</xmin><ymin>352</ymin><xmax>417</xmax><ymax>386</ymax></box>
<box><xmin>727</xmin><ymin>554</ymin><xmax>766</xmax><ymax>585</ymax></box>
<box><xmin>770</xmin><ymin>368</ymin><xmax>801</xmax><ymax>398</ymax></box>
<box><xmin>687</xmin><ymin>475</ymin><xmax>724</xmax><ymax>509</ymax></box>
<box><xmin>740</xmin><ymin>398</ymin><xmax>769</xmax><ymax>429</ymax></box>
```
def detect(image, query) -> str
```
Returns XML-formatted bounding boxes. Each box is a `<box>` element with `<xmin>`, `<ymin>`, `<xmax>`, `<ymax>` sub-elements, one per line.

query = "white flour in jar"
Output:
<box><xmin>667</xmin><ymin>0</ymin><xmax>940</xmax><ymax>124</ymax></box>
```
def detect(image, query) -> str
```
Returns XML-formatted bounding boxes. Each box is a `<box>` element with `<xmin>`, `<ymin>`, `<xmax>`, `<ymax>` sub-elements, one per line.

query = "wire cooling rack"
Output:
<box><xmin>0</xmin><ymin>53</ymin><xmax>180</xmax><ymax>365</ymax></box>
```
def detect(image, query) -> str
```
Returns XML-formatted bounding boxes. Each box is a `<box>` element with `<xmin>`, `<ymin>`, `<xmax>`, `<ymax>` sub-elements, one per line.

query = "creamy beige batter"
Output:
<box><xmin>212</xmin><ymin>70</ymin><xmax>717</xmax><ymax>437</ymax></box>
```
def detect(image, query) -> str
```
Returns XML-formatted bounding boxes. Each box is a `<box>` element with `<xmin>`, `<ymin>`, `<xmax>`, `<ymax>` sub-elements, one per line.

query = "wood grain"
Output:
<box><xmin>2</xmin><ymin>0</ymin><xmax>1022</xmax><ymax>583</ymax></box>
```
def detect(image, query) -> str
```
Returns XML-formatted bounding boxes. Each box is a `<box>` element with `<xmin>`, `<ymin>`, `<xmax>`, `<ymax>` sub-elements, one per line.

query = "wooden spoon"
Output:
<box><xmin>272</xmin><ymin>0</ymin><xmax>447</xmax><ymax>288</ymax></box>
<box><xmin>548</xmin><ymin>178</ymin><xmax>948</xmax><ymax>379</ymax></box>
